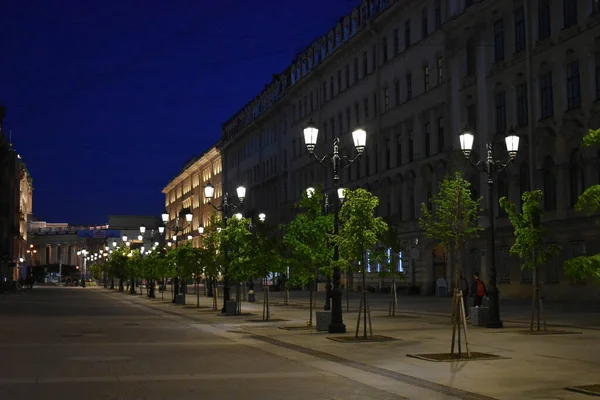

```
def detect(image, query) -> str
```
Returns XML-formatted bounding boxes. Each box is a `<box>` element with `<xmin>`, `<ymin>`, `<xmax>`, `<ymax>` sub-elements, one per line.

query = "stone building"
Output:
<box><xmin>0</xmin><ymin>106</ymin><xmax>33</xmax><ymax>288</ymax></box>
<box><xmin>162</xmin><ymin>145</ymin><xmax>222</xmax><ymax>247</ymax></box>
<box><xmin>220</xmin><ymin>0</ymin><xmax>600</xmax><ymax>301</ymax></box>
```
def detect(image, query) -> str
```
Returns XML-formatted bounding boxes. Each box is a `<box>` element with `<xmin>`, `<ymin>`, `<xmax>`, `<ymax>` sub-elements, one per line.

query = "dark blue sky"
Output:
<box><xmin>1</xmin><ymin>0</ymin><xmax>354</xmax><ymax>224</ymax></box>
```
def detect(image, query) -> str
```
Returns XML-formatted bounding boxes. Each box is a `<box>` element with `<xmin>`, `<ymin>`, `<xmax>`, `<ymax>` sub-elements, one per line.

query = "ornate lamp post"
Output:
<box><xmin>161</xmin><ymin>208</ymin><xmax>193</xmax><ymax>302</ymax></box>
<box><xmin>303</xmin><ymin>118</ymin><xmax>366</xmax><ymax>333</ymax></box>
<box><xmin>203</xmin><ymin>182</ymin><xmax>246</xmax><ymax>313</ymax></box>
<box><xmin>459</xmin><ymin>127</ymin><xmax>520</xmax><ymax>329</ymax></box>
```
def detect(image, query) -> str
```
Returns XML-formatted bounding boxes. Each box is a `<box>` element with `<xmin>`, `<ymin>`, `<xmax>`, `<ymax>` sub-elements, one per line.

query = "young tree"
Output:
<box><xmin>334</xmin><ymin>188</ymin><xmax>388</xmax><ymax>339</ymax></box>
<box><xmin>499</xmin><ymin>190</ymin><xmax>559</xmax><ymax>331</ymax></box>
<box><xmin>109</xmin><ymin>246</ymin><xmax>129</xmax><ymax>292</ymax></box>
<box><xmin>220</xmin><ymin>216</ymin><xmax>253</xmax><ymax>314</ymax></box>
<box><xmin>374</xmin><ymin>224</ymin><xmax>406</xmax><ymax>316</ymax></box>
<box><xmin>419</xmin><ymin>172</ymin><xmax>483</xmax><ymax>356</ymax></box>
<box><xmin>198</xmin><ymin>215</ymin><xmax>223</xmax><ymax>306</ymax></box>
<box><xmin>565</xmin><ymin>128</ymin><xmax>600</xmax><ymax>283</ymax></box>
<box><xmin>249</xmin><ymin>221</ymin><xmax>285</xmax><ymax>321</ymax></box>
<box><xmin>282</xmin><ymin>186</ymin><xmax>334</xmax><ymax>327</ymax></box>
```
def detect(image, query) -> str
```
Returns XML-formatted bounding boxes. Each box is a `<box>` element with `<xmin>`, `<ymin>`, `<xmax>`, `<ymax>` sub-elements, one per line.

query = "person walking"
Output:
<box><xmin>471</xmin><ymin>272</ymin><xmax>487</xmax><ymax>307</ymax></box>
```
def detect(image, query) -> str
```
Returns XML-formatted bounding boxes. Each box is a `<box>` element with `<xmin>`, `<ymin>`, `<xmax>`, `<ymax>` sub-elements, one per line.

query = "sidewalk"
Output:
<box><xmin>104</xmin><ymin>287</ymin><xmax>600</xmax><ymax>400</ymax></box>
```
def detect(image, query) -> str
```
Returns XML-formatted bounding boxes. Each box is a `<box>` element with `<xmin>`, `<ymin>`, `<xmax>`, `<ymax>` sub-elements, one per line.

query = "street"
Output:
<box><xmin>1</xmin><ymin>286</ymin><xmax>598</xmax><ymax>400</ymax></box>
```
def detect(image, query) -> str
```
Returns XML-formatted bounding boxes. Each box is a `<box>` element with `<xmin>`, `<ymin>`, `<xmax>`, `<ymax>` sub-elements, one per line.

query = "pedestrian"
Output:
<box><xmin>459</xmin><ymin>272</ymin><xmax>469</xmax><ymax>319</ymax></box>
<box><xmin>471</xmin><ymin>272</ymin><xmax>487</xmax><ymax>307</ymax></box>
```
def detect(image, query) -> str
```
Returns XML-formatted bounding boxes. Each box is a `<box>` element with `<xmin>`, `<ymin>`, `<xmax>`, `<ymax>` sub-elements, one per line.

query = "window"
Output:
<box><xmin>520</xmin><ymin>163</ymin><xmax>530</xmax><ymax>208</ymax></box>
<box><xmin>395</xmin><ymin>79</ymin><xmax>400</xmax><ymax>105</ymax></box>
<box><xmin>345</xmin><ymin>64</ymin><xmax>350</xmax><ymax>88</ymax></box>
<box><xmin>437</xmin><ymin>57</ymin><xmax>443</xmax><ymax>84</ymax></box>
<box><xmin>338</xmin><ymin>114</ymin><xmax>343</xmax><ymax>134</ymax></box>
<box><xmin>406</xmin><ymin>73</ymin><xmax>412</xmax><ymax>100</ymax></box>
<box><xmin>424</xmin><ymin>66</ymin><xmax>429</xmax><ymax>91</ymax></box>
<box><xmin>404</xmin><ymin>20</ymin><xmax>411</xmax><ymax>48</ymax></box>
<box><xmin>353</xmin><ymin>57</ymin><xmax>359</xmax><ymax>82</ymax></box>
<box><xmin>386</xmin><ymin>139</ymin><xmax>391</xmax><ymax>169</ymax></box>
<box><xmin>497</xmin><ymin>172</ymin><xmax>508</xmax><ymax>217</ymax></box>
<box><xmin>516</xmin><ymin>83</ymin><xmax>528</xmax><ymax>126</ymax></box>
<box><xmin>382</xmin><ymin>37</ymin><xmax>388</xmax><ymax>62</ymax></box>
<box><xmin>499</xmin><ymin>247</ymin><xmax>511</xmax><ymax>283</ymax></box>
<box><xmin>354</xmin><ymin>103</ymin><xmax>360</xmax><ymax>126</ymax></box>
<box><xmin>383</xmin><ymin>87</ymin><xmax>389</xmax><ymax>113</ymax></box>
<box><xmin>435</xmin><ymin>0</ymin><xmax>442</xmax><ymax>29</ymax></box>
<box><xmin>540</xmin><ymin>71</ymin><xmax>554</xmax><ymax>118</ymax></box>
<box><xmin>538</xmin><ymin>0</ymin><xmax>551</xmax><ymax>40</ymax></box>
<box><xmin>466</xmin><ymin>39</ymin><xmax>475</xmax><ymax>76</ymax></box>
<box><xmin>569</xmin><ymin>151</ymin><xmax>585</xmax><ymax>207</ymax></box>
<box><xmin>567</xmin><ymin>60</ymin><xmax>581</xmax><ymax>110</ymax></box>
<box><xmin>393</xmin><ymin>29</ymin><xmax>399</xmax><ymax>55</ymax></box>
<box><xmin>515</xmin><ymin>7</ymin><xmax>525</xmax><ymax>53</ymax></box>
<box><xmin>421</xmin><ymin>8</ymin><xmax>428</xmax><ymax>37</ymax></box>
<box><xmin>330</xmin><ymin>118</ymin><xmax>335</xmax><ymax>141</ymax></box>
<box><xmin>408</xmin><ymin>130</ymin><xmax>414</xmax><ymax>162</ymax></box>
<box><xmin>363</xmin><ymin>51</ymin><xmax>368</xmax><ymax>76</ymax></box>
<box><xmin>594</xmin><ymin>0</ymin><xmax>600</xmax><ymax>13</ymax></box>
<box><xmin>323</xmin><ymin>122</ymin><xmax>328</xmax><ymax>143</ymax></box>
<box><xmin>310</xmin><ymin>92</ymin><xmax>314</xmax><ymax>112</ymax></box>
<box><xmin>329</xmin><ymin>76</ymin><xmax>334</xmax><ymax>97</ymax></box>
<box><xmin>337</xmin><ymin>70</ymin><xmax>342</xmax><ymax>92</ymax></box>
<box><xmin>322</xmin><ymin>81</ymin><xmax>327</xmax><ymax>101</ymax></box>
<box><xmin>346</xmin><ymin>108</ymin><xmax>351</xmax><ymax>132</ymax></box>
<box><xmin>372</xmin><ymin>44</ymin><xmax>377</xmax><ymax>69</ymax></box>
<box><xmin>543</xmin><ymin>158</ymin><xmax>557</xmax><ymax>211</ymax></box>
<box><xmin>467</xmin><ymin>104</ymin><xmax>477</xmax><ymax>130</ymax></box>
<box><xmin>437</xmin><ymin>117</ymin><xmax>444</xmax><ymax>152</ymax></box>
<box><xmin>364</xmin><ymin>98</ymin><xmax>369</xmax><ymax>119</ymax></box>
<box><xmin>396</xmin><ymin>135</ymin><xmax>402</xmax><ymax>166</ymax></box>
<box><xmin>494</xmin><ymin>19</ymin><xmax>504</xmax><ymax>62</ymax></box>
<box><xmin>373</xmin><ymin>92</ymin><xmax>378</xmax><ymax>115</ymax></box>
<box><xmin>424</xmin><ymin>121</ymin><xmax>431</xmax><ymax>157</ymax></box>
<box><xmin>495</xmin><ymin>91</ymin><xmax>507</xmax><ymax>134</ymax></box>
<box><xmin>563</xmin><ymin>0</ymin><xmax>577</xmax><ymax>28</ymax></box>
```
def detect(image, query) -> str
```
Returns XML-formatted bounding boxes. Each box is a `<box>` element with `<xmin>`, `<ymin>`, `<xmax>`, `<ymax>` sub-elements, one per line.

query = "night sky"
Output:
<box><xmin>1</xmin><ymin>0</ymin><xmax>353</xmax><ymax>224</ymax></box>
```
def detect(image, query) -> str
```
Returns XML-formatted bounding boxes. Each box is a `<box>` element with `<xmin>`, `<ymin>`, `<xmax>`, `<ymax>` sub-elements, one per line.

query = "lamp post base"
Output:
<box><xmin>328</xmin><ymin>288</ymin><xmax>346</xmax><ymax>333</ymax></box>
<box><xmin>485</xmin><ymin>287</ymin><xmax>503</xmax><ymax>329</ymax></box>
<box><xmin>221</xmin><ymin>286</ymin><xmax>230</xmax><ymax>314</ymax></box>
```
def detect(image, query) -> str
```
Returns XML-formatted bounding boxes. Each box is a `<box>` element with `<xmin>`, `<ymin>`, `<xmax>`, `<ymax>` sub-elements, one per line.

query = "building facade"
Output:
<box><xmin>162</xmin><ymin>146</ymin><xmax>222</xmax><ymax>247</ymax></box>
<box><xmin>0</xmin><ymin>106</ymin><xmax>34</xmax><ymax>288</ymax></box>
<box><xmin>220</xmin><ymin>0</ymin><xmax>600</xmax><ymax>301</ymax></box>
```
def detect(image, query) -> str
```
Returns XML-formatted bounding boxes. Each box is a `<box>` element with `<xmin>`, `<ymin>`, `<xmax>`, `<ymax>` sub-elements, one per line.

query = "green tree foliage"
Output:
<box><xmin>199</xmin><ymin>214</ymin><xmax>224</xmax><ymax>281</ymax></box>
<box><xmin>419</xmin><ymin>172</ymin><xmax>483</xmax><ymax>280</ymax></box>
<box><xmin>373</xmin><ymin>223</ymin><xmax>406</xmax><ymax>282</ymax></box>
<box><xmin>334</xmin><ymin>188</ymin><xmax>388</xmax><ymax>266</ymax></box>
<box><xmin>565</xmin><ymin>128</ymin><xmax>600</xmax><ymax>283</ymax></box>
<box><xmin>249</xmin><ymin>221</ymin><xmax>284</xmax><ymax>281</ymax></box>
<box><xmin>499</xmin><ymin>190</ymin><xmax>559</xmax><ymax>271</ymax></box>
<box><xmin>282</xmin><ymin>186</ymin><xmax>334</xmax><ymax>288</ymax></box>
<box><xmin>168</xmin><ymin>242</ymin><xmax>203</xmax><ymax>284</ymax></box>
<box><xmin>220</xmin><ymin>216</ymin><xmax>253</xmax><ymax>283</ymax></box>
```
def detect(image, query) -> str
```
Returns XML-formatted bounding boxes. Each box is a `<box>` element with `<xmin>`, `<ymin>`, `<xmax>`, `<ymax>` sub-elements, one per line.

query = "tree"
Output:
<box><xmin>374</xmin><ymin>223</ymin><xmax>406</xmax><ymax>316</ymax></box>
<box><xmin>127</xmin><ymin>250</ymin><xmax>143</xmax><ymax>295</ymax></box>
<box><xmin>108</xmin><ymin>246</ymin><xmax>130</xmax><ymax>292</ymax></box>
<box><xmin>565</xmin><ymin>128</ymin><xmax>600</xmax><ymax>284</ymax></box>
<box><xmin>282</xmin><ymin>186</ymin><xmax>334</xmax><ymax>327</ymax></box>
<box><xmin>334</xmin><ymin>188</ymin><xmax>388</xmax><ymax>339</ymax></box>
<box><xmin>419</xmin><ymin>172</ymin><xmax>483</xmax><ymax>357</ymax></box>
<box><xmin>140</xmin><ymin>248</ymin><xmax>170</xmax><ymax>298</ymax></box>
<box><xmin>198</xmin><ymin>215</ymin><xmax>223</xmax><ymax>308</ymax></box>
<box><xmin>499</xmin><ymin>190</ymin><xmax>560</xmax><ymax>331</ymax></box>
<box><xmin>249</xmin><ymin>221</ymin><xmax>285</xmax><ymax>321</ymax></box>
<box><xmin>220</xmin><ymin>215</ymin><xmax>253</xmax><ymax>314</ymax></box>
<box><xmin>172</xmin><ymin>242</ymin><xmax>204</xmax><ymax>307</ymax></box>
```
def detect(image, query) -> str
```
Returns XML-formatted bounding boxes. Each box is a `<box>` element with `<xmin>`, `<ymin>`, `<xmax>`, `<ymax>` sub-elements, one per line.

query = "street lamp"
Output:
<box><xmin>161</xmin><ymin>207</ymin><xmax>193</xmax><ymax>302</ymax></box>
<box><xmin>459</xmin><ymin>126</ymin><xmax>520</xmax><ymax>329</ymax></box>
<box><xmin>303</xmin><ymin>118</ymin><xmax>366</xmax><ymax>333</ymax></box>
<box><xmin>204</xmin><ymin>181</ymin><xmax>246</xmax><ymax>313</ymax></box>
<box><xmin>258</xmin><ymin>213</ymin><xmax>266</xmax><ymax>222</ymax></box>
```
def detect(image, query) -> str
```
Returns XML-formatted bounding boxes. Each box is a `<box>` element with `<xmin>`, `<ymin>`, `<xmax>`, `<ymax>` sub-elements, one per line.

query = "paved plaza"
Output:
<box><xmin>0</xmin><ymin>286</ymin><xmax>598</xmax><ymax>400</ymax></box>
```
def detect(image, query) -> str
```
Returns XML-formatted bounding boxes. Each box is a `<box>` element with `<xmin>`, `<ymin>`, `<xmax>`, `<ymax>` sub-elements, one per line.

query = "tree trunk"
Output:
<box><xmin>196</xmin><ymin>279</ymin><xmax>200</xmax><ymax>308</ymax></box>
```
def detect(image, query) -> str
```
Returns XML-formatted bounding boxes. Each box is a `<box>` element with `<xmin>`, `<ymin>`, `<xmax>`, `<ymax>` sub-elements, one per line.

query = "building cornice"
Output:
<box><xmin>162</xmin><ymin>146</ymin><xmax>220</xmax><ymax>193</ymax></box>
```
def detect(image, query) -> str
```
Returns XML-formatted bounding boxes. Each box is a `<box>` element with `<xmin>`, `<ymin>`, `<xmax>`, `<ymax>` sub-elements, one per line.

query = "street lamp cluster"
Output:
<box><xmin>302</xmin><ymin>118</ymin><xmax>367</xmax><ymax>333</ymax></box>
<box><xmin>459</xmin><ymin>127</ymin><xmax>520</xmax><ymax>328</ymax></box>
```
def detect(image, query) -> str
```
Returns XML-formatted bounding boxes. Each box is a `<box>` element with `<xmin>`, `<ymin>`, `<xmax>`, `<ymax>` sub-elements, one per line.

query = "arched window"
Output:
<box><xmin>343</xmin><ymin>22</ymin><xmax>349</xmax><ymax>40</ymax></box>
<box><xmin>321</xmin><ymin>43</ymin><xmax>327</xmax><ymax>60</ymax></box>
<box><xmin>302</xmin><ymin>57</ymin><xmax>307</xmax><ymax>75</ymax></box>
<box><xmin>543</xmin><ymin>156</ymin><xmax>557</xmax><ymax>211</ymax></box>
<box><xmin>328</xmin><ymin>33</ymin><xmax>334</xmax><ymax>52</ymax></box>
<box><xmin>351</xmin><ymin>16</ymin><xmax>358</xmax><ymax>35</ymax></box>
<box><xmin>569</xmin><ymin>150</ymin><xmax>585</xmax><ymax>207</ymax></box>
